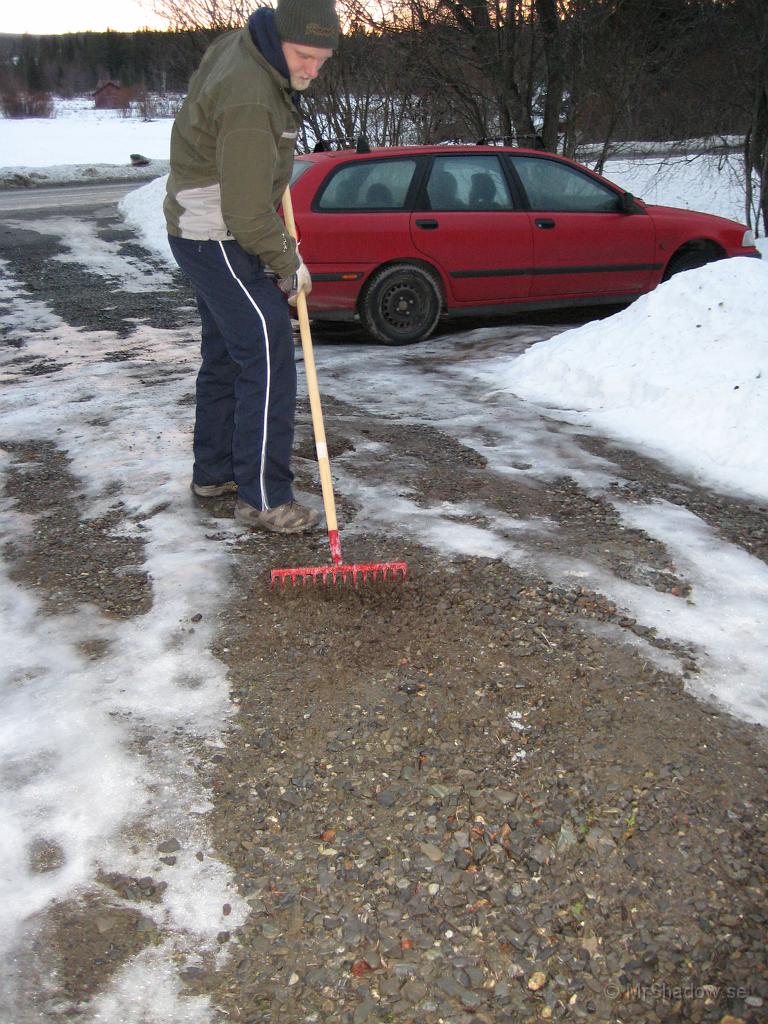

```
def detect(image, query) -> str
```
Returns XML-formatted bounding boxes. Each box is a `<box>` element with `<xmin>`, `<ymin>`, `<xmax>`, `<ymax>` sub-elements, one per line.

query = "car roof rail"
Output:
<box><xmin>310</xmin><ymin>134</ymin><xmax>363</xmax><ymax>152</ymax></box>
<box><xmin>475</xmin><ymin>135</ymin><xmax>516</xmax><ymax>147</ymax></box>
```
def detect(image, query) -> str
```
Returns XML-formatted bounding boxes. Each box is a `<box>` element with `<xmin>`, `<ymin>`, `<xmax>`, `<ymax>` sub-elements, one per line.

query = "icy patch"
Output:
<box><xmin>7</xmin><ymin>217</ymin><xmax>173</xmax><ymax>292</ymax></box>
<box><xmin>559</xmin><ymin>501</ymin><xmax>768</xmax><ymax>727</ymax></box>
<box><xmin>611</xmin><ymin>501</ymin><xmax>768</xmax><ymax>726</ymax></box>
<box><xmin>319</xmin><ymin>334</ymin><xmax>625</xmax><ymax>495</ymax></box>
<box><xmin>0</xmin><ymin>257</ymin><xmax>62</xmax><ymax>338</ymax></box>
<box><xmin>0</xmin><ymin>266</ymin><xmax>246</xmax><ymax>1017</ymax></box>
<box><xmin>585</xmin><ymin>618</ymin><xmax>686</xmax><ymax>677</ymax></box>
<box><xmin>88</xmin><ymin>946</ymin><xmax>212</xmax><ymax>1024</ymax></box>
<box><xmin>333</xmin><ymin>474</ymin><xmax>528</xmax><ymax>564</ymax></box>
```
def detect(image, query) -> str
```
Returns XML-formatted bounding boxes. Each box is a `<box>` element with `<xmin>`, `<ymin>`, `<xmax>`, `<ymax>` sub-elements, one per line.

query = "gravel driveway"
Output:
<box><xmin>1</xmin><ymin>195</ymin><xmax>766</xmax><ymax>1024</ymax></box>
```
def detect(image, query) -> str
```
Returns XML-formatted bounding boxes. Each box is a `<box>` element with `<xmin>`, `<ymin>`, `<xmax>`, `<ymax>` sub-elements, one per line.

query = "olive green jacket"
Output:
<box><xmin>164</xmin><ymin>27</ymin><xmax>300</xmax><ymax>279</ymax></box>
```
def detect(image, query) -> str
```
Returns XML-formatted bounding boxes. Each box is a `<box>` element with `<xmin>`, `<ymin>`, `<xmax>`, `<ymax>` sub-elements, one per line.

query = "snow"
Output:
<box><xmin>0</xmin><ymin>268</ymin><xmax>249</xmax><ymax>1021</ymax></box>
<box><xmin>1</xmin><ymin>100</ymin><xmax>768</xmax><ymax>1021</ymax></box>
<box><xmin>2</xmin><ymin>113</ymin><xmax>170</xmax><ymax>168</ymax></box>
<box><xmin>1</xmin><ymin>100</ymin><xmax>170</xmax><ymax>185</ymax></box>
<box><xmin>470</xmin><ymin>258</ymin><xmax>768</xmax><ymax>502</ymax></box>
<box><xmin>594</xmin><ymin>152</ymin><xmax>757</xmax><ymax>225</ymax></box>
<box><xmin>122</xmin><ymin>172</ymin><xmax>175</xmax><ymax>264</ymax></box>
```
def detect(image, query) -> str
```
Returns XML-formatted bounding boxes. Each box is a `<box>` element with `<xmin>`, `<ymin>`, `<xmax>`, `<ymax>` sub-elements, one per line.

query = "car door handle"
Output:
<box><xmin>415</xmin><ymin>219</ymin><xmax>439</xmax><ymax>230</ymax></box>
<box><xmin>535</xmin><ymin>218</ymin><xmax>556</xmax><ymax>229</ymax></box>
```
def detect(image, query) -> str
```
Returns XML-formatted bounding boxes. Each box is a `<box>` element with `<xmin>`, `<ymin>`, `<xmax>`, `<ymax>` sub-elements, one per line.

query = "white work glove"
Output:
<box><xmin>278</xmin><ymin>254</ymin><xmax>312</xmax><ymax>307</ymax></box>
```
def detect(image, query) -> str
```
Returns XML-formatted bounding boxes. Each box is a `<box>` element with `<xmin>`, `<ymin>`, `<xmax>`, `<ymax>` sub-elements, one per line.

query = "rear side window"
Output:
<box><xmin>290</xmin><ymin>159</ymin><xmax>313</xmax><ymax>185</ymax></box>
<box><xmin>426</xmin><ymin>155</ymin><xmax>515</xmax><ymax>211</ymax></box>
<box><xmin>317</xmin><ymin>159</ymin><xmax>418</xmax><ymax>210</ymax></box>
<box><xmin>509</xmin><ymin>155</ymin><xmax>621</xmax><ymax>212</ymax></box>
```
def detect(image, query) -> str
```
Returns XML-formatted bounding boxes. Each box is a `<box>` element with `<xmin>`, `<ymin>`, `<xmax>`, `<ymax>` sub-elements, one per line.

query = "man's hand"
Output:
<box><xmin>278</xmin><ymin>255</ymin><xmax>312</xmax><ymax>307</ymax></box>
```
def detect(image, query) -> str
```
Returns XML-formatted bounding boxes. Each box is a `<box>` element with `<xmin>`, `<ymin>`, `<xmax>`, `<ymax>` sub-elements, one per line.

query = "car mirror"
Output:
<box><xmin>619</xmin><ymin>191</ymin><xmax>639</xmax><ymax>214</ymax></box>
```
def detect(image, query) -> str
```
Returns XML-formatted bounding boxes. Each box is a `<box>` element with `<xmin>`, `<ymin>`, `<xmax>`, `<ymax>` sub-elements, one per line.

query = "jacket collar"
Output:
<box><xmin>248</xmin><ymin>8</ymin><xmax>291</xmax><ymax>83</ymax></box>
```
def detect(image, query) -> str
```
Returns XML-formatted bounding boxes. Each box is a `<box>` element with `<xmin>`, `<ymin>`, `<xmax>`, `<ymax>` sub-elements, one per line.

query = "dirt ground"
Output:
<box><xmin>1</xmin><ymin>200</ymin><xmax>766</xmax><ymax>1024</ymax></box>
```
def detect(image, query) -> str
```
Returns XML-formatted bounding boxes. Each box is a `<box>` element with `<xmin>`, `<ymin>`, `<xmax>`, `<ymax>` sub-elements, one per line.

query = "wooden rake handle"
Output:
<box><xmin>281</xmin><ymin>185</ymin><xmax>341</xmax><ymax>558</ymax></box>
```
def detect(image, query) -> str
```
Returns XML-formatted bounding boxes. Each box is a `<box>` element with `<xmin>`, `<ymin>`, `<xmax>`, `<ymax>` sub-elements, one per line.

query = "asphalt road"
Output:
<box><xmin>0</xmin><ymin>181</ymin><xmax>142</xmax><ymax>213</ymax></box>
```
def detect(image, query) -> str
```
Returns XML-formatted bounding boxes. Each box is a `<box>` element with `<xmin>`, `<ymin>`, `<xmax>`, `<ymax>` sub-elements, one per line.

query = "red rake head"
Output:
<box><xmin>271</xmin><ymin>560</ymin><xmax>407</xmax><ymax>587</ymax></box>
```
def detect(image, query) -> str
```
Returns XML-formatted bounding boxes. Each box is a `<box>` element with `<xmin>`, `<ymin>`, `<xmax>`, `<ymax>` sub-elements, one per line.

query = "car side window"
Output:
<box><xmin>290</xmin><ymin>159</ymin><xmax>313</xmax><ymax>185</ymax></box>
<box><xmin>509</xmin><ymin>155</ymin><xmax>621</xmax><ymax>213</ymax></box>
<box><xmin>317</xmin><ymin>159</ymin><xmax>417</xmax><ymax>211</ymax></box>
<box><xmin>426</xmin><ymin>156</ymin><xmax>515</xmax><ymax>211</ymax></box>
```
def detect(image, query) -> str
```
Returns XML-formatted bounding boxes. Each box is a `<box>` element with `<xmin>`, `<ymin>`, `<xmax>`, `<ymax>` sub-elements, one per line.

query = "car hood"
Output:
<box><xmin>643</xmin><ymin>203</ymin><xmax>746</xmax><ymax>231</ymax></box>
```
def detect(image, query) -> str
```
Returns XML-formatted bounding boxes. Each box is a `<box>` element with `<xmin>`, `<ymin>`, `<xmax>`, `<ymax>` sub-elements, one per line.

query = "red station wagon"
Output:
<box><xmin>287</xmin><ymin>144</ymin><xmax>760</xmax><ymax>344</ymax></box>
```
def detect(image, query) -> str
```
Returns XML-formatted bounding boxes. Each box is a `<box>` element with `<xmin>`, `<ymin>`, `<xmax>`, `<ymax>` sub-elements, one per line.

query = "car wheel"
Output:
<box><xmin>662</xmin><ymin>249</ymin><xmax>719</xmax><ymax>281</ymax></box>
<box><xmin>359</xmin><ymin>264</ymin><xmax>442</xmax><ymax>344</ymax></box>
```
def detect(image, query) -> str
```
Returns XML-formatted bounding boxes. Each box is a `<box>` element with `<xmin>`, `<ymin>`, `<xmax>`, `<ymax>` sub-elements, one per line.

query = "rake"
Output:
<box><xmin>271</xmin><ymin>186</ymin><xmax>407</xmax><ymax>588</ymax></box>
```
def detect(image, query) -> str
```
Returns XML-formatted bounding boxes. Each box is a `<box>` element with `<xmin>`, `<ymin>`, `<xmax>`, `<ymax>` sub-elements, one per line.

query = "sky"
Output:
<box><xmin>1</xmin><ymin>0</ymin><xmax>165</xmax><ymax>35</ymax></box>
<box><xmin>1</xmin><ymin>103</ymin><xmax>767</xmax><ymax>1021</ymax></box>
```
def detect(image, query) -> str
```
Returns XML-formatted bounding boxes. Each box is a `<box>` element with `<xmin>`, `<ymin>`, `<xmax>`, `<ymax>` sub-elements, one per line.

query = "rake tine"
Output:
<box><xmin>271</xmin><ymin>560</ymin><xmax>407</xmax><ymax>588</ymax></box>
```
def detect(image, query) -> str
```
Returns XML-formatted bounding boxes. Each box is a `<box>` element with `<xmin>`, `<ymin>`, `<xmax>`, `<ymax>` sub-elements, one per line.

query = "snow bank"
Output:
<box><xmin>478</xmin><ymin>257</ymin><xmax>768</xmax><ymax>501</ymax></box>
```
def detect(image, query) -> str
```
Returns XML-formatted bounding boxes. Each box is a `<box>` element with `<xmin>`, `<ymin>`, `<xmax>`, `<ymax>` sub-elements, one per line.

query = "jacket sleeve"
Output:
<box><xmin>216</xmin><ymin>101</ymin><xmax>298</xmax><ymax>279</ymax></box>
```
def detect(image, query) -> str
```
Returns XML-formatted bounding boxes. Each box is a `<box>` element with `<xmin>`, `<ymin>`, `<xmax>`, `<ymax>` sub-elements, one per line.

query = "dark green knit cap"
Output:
<box><xmin>275</xmin><ymin>0</ymin><xmax>340</xmax><ymax>49</ymax></box>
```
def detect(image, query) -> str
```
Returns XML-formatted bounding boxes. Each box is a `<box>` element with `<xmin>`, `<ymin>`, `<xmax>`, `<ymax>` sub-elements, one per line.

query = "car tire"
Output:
<box><xmin>359</xmin><ymin>263</ymin><xmax>442</xmax><ymax>345</ymax></box>
<box><xmin>662</xmin><ymin>249</ymin><xmax>719</xmax><ymax>281</ymax></box>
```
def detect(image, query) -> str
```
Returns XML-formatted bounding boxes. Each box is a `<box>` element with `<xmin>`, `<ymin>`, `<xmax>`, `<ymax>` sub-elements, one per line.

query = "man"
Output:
<box><xmin>164</xmin><ymin>0</ymin><xmax>339</xmax><ymax>533</ymax></box>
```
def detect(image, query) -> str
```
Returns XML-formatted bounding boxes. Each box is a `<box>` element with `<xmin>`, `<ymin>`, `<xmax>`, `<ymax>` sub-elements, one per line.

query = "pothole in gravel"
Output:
<box><xmin>11</xmin><ymin>893</ymin><xmax>159</xmax><ymax>1016</ymax></box>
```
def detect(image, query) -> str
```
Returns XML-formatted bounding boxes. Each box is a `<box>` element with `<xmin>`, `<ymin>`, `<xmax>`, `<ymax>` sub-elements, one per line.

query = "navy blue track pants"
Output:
<box><xmin>169</xmin><ymin>235</ymin><xmax>297</xmax><ymax>510</ymax></box>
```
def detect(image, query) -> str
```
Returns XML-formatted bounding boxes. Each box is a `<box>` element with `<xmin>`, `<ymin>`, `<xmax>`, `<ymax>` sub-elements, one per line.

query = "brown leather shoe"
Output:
<box><xmin>234</xmin><ymin>498</ymin><xmax>320</xmax><ymax>534</ymax></box>
<box><xmin>191</xmin><ymin>480</ymin><xmax>237</xmax><ymax>498</ymax></box>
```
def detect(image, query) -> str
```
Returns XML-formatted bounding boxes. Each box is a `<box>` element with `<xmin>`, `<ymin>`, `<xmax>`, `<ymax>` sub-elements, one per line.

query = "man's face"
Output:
<box><xmin>281</xmin><ymin>41</ymin><xmax>334</xmax><ymax>91</ymax></box>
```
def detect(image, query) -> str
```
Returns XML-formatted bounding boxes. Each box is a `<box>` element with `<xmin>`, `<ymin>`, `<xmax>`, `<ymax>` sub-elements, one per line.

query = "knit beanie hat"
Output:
<box><xmin>275</xmin><ymin>0</ymin><xmax>340</xmax><ymax>50</ymax></box>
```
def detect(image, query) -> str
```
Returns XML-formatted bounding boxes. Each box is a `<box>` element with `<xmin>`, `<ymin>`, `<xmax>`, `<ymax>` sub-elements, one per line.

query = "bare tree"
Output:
<box><xmin>405</xmin><ymin>0</ymin><xmax>539</xmax><ymax>145</ymax></box>
<box><xmin>153</xmin><ymin>0</ymin><xmax>251</xmax><ymax>33</ymax></box>
<box><xmin>148</xmin><ymin>0</ymin><xmax>762</xmax><ymax>220</ymax></box>
<box><xmin>149</xmin><ymin>0</ymin><xmax>563</xmax><ymax>148</ymax></box>
<box><xmin>304</xmin><ymin>1</ymin><xmax>493</xmax><ymax>148</ymax></box>
<box><xmin>534</xmin><ymin>0</ymin><xmax>565</xmax><ymax>151</ymax></box>
<box><xmin>743</xmin><ymin>5</ymin><xmax>768</xmax><ymax>233</ymax></box>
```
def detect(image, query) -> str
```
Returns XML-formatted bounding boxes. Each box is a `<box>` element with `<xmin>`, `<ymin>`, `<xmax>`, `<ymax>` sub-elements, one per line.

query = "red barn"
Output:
<box><xmin>93</xmin><ymin>81</ymin><xmax>130</xmax><ymax>110</ymax></box>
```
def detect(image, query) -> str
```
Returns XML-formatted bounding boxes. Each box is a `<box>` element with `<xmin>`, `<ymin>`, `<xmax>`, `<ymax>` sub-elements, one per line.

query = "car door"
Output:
<box><xmin>507</xmin><ymin>154</ymin><xmax>657</xmax><ymax>299</ymax></box>
<box><xmin>295</xmin><ymin>155</ymin><xmax>420</xmax><ymax>313</ymax></box>
<box><xmin>409</xmin><ymin>154</ymin><xmax>534</xmax><ymax>305</ymax></box>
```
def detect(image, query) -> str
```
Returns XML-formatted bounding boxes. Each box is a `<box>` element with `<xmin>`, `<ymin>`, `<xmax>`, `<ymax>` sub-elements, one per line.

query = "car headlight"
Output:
<box><xmin>742</xmin><ymin>228</ymin><xmax>756</xmax><ymax>247</ymax></box>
